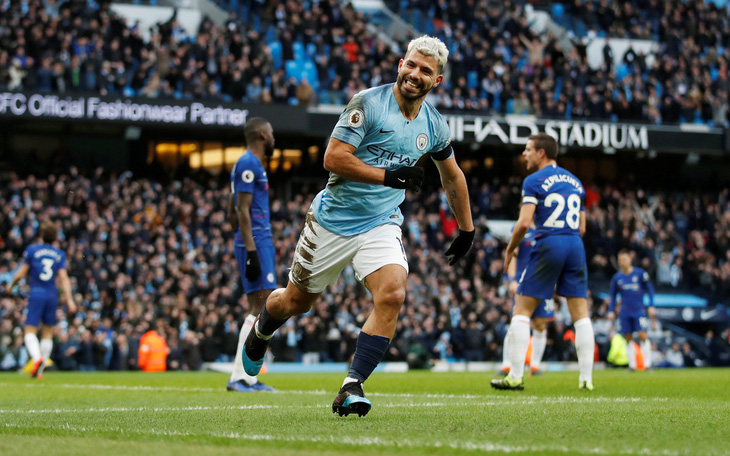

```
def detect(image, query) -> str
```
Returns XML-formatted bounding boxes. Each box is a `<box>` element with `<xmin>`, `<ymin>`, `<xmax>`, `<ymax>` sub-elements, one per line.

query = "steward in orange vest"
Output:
<box><xmin>138</xmin><ymin>330</ymin><xmax>169</xmax><ymax>372</ymax></box>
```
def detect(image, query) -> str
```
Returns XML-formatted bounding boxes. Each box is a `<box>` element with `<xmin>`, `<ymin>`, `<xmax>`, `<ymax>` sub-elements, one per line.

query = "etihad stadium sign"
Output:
<box><xmin>445</xmin><ymin>115</ymin><xmax>649</xmax><ymax>150</ymax></box>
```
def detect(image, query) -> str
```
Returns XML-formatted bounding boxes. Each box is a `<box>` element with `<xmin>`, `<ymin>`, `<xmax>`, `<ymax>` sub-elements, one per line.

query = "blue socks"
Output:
<box><xmin>347</xmin><ymin>332</ymin><xmax>391</xmax><ymax>382</ymax></box>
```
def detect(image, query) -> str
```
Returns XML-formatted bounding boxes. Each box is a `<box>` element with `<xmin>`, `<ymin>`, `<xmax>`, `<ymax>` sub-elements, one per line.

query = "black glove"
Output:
<box><xmin>245</xmin><ymin>250</ymin><xmax>262</xmax><ymax>282</ymax></box>
<box><xmin>444</xmin><ymin>229</ymin><xmax>475</xmax><ymax>266</ymax></box>
<box><xmin>384</xmin><ymin>166</ymin><xmax>425</xmax><ymax>192</ymax></box>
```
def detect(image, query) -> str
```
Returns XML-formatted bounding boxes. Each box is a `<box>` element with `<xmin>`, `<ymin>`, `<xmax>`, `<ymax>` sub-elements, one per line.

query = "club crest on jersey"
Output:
<box><xmin>416</xmin><ymin>133</ymin><xmax>428</xmax><ymax>151</ymax></box>
<box><xmin>347</xmin><ymin>109</ymin><xmax>365</xmax><ymax>128</ymax></box>
<box><xmin>242</xmin><ymin>170</ymin><xmax>255</xmax><ymax>183</ymax></box>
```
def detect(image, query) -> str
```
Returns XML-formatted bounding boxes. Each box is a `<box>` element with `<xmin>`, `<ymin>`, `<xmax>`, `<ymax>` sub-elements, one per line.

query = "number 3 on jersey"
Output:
<box><xmin>39</xmin><ymin>258</ymin><xmax>55</xmax><ymax>281</ymax></box>
<box><xmin>544</xmin><ymin>193</ymin><xmax>581</xmax><ymax>230</ymax></box>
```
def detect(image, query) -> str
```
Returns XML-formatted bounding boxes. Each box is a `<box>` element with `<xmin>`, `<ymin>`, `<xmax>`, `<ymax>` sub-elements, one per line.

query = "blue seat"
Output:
<box><xmin>616</xmin><ymin>63</ymin><xmax>630</xmax><ymax>82</ymax></box>
<box><xmin>293</xmin><ymin>41</ymin><xmax>305</xmax><ymax>62</ymax></box>
<box><xmin>285</xmin><ymin>60</ymin><xmax>301</xmax><ymax>82</ymax></box>
<box><xmin>269</xmin><ymin>41</ymin><xmax>282</xmax><ymax>70</ymax></box>
<box><xmin>306</xmin><ymin>42</ymin><xmax>317</xmax><ymax>59</ymax></box>
<box><xmin>506</xmin><ymin>98</ymin><xmax>514</xmax><ymax>114</ymax></box>
<box><xmin>552</xmin><ymin>3</ymin><xmax>565</xmax><ymax>26</ymax></box>
<box><xmin>467</xmin><ymin>71</ymin><xmax>478</xmax><ymax>90</ymax></box>
<box><xmin>301</xmin><ymin>60</ymin><xmax>319</xmax><ymax>91</ymax></box>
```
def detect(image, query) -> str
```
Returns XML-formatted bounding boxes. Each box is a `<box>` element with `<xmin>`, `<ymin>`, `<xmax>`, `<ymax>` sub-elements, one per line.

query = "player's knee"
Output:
<box><xmin>287</xmin><ymin>298</ymin><xmax>313</xmax><ymax>315</ymax></box>
<box><xmin>377</xmin><ymin>286</ymin><xmax>406</xmax><ymax>310</ymax></box>
<box><xmin>279</xmin><ymin>287</ymin><xmax>317</xmax><ymax>316</ymax></box>
<box><xmin>533</xmin><ymin>318</ymin><xmax>548</xmax><ymax>331</ymax></box>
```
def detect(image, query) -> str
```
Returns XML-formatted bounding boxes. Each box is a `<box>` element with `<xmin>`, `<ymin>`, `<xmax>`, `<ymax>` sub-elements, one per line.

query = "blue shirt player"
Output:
<box><xmin>241</xmin><ymin>36</ymin><xmax>475</xmax><ymax>417</ymax></box>
<box><xmin>492</xmin><ymin>132</ymin><xmax>595</xmax><ymax>391</ymax></box>
<box><xmin>500</xmin><ymin>224</ymin><xmax>555</xmax><ymax>376</ymax></box>
<box><xmin>226</xmin><ymin>117</ymin><xmax>277</xmax><ymax>393</ymax></box>
<box><xmin>609</xmin><ymin>249</ymin><xmax>656</xmax><ymax>370</ymax></box>
<box><xmin>6</xmin><ymin>220</ymin><xmax>76</xmax><ymax>379</ymax></box>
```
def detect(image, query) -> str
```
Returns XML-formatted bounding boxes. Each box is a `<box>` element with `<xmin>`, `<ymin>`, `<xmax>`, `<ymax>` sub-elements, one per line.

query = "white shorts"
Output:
<box><xmin>289</xmin><ymin>211</ymin><xmax>409</xmax><ymax>293</ymax></box>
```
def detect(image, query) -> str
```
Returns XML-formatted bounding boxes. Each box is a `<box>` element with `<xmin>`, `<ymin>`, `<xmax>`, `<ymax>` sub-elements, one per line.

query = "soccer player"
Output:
<box><xmin>608</xmin><ymin>249</ymin><xmax>655</xmax><ymax>370</ymax></box>
<box><xmin>6</xmin><ymin>220</ymin><xmax>76</xmax><ymax>378</ymax></box>
<box><xmin>492</xmin><ymin>133</ymin><xmax>595</xmax><ymax>391</ymax></box>
<box><xmin>498</xmin><ymin>222</ymin><xmax>555</xmax><ymax>377</ymax></box>
<box><xmin>226</xmin><ymin>117</ymin><xmax>277</xmax><ymax>392</ymax></box>
<box><xmin>242</xmin><ymin>35</ymin><xmax>475</xmax><ymax>416</ymax></box>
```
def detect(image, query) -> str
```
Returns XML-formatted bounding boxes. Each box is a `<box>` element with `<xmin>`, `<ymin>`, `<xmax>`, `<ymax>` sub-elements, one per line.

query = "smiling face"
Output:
<box><xmin>395</xmin><ymin>50</ymin><xmax>443</xmax><ymax>101</ymax></box>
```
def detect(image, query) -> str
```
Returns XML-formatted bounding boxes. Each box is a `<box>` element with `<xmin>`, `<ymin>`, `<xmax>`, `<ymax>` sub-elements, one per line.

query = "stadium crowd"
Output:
<box><xmin>1</xmin><ymin>166</ymin><xmax>728</xmax><ymax>372</ymax></box>
<box><xmin>1</xmin><ymin>0</ymin><xmax>729</xmax><ymax>126</ymax></box>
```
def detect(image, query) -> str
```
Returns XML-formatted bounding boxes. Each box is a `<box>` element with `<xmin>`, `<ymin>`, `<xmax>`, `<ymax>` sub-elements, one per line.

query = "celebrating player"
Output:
<box><xmin>492</xmin><ymin>133</ymin><xmax>595</xmax><ymax>391</ymax></box>
<box><xmin>6</xmin><ymin>220</ymin><xmax>76</xmax><ymax>378</ymax></box>
<box><xmin>608</xmin><ymin>249</ymin><xmax>656</xmax><ymax>370</ymax></box>
<box><xmin>226</xmin><ymin>117</ymin><xmax>277</xmax><ymax>392</ymax></box>
<box><xmin>241</xmin><ymin>35</ymin><xmax>475</xmax><ymax>416</ymax></box>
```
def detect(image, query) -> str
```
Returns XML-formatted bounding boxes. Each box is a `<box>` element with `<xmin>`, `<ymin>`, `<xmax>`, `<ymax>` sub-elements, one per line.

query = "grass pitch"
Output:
<box><xmin>0</xmin><ymin>369</ymin><xmax>728</xmax><ymax>456</ymax></box>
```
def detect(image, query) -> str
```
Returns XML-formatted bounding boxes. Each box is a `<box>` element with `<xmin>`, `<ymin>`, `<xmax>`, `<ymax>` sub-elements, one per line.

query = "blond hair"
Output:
<box><xmin>406</xmin><ymin>36</ymin><xmax>449</xmax><ymax>73</ymax></box>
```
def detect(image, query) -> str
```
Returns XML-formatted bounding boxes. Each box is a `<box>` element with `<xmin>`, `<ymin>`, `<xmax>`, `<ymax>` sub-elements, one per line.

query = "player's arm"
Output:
<box><xmin>503</xmin><ymin>203</ymin><xmax>535</xmax><ymax>273</ymax></box>
<box><xmin>433</xmin><ymin>155</ymin><xmax>474</xmax><ymax>233</ymax></box>
<box><xmin>236</xmin><ymin>192</ymin><xmax>256</xmax><ymax>251</ymax></box>
<box><xmin>507</xmin><ymin>245</ymin><xmax>520</xmax><ymax>296</ymax></box>
<box><xmin>323</xmin><ymin>138</ymin><xmax>386</xmax><ymax>184</ymax></box>
<box><xmin>236</xmin><ymin>192</ymin><xmax>262</xmax><ymax>281</ymax></box>
<box><xmin>433</xmin><ymin>155</ymin><xmax>475</xmax><ymax>265</ymax></box>
<box><xmin>326</xmin><ymin>93</ymin><xmax>424</xmax><ymax>191</ymax></box>
<box><xmin>57</xmin><ymin>268</ymin><xmax>76</xmax><ymax>313</ymax></box>
<box><xmin>5</xmin><ymin>263</ymin><xmax>29</xmax><ymax>293</ymax></box>
<box><xmin>579</xmin><ymin>210</ymin><xmax>586</xmax><ymax>237</ymax></box>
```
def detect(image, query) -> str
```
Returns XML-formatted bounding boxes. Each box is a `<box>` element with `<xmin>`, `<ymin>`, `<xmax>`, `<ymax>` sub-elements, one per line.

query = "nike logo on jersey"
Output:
<box><xmin>397</xmin><ymin>178</ymin><xmax>406</xmax><ymax>183</ymax></box>
<box><xmin>380</xmin><ymin>128</ymin><xmax>394</xmax><ymax>134</ymax></box>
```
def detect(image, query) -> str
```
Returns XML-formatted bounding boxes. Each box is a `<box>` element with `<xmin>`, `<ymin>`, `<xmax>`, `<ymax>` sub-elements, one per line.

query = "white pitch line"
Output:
<box><xmin>0</xmin><ymin>397</ymin><xmax>670</xmax><ymax>416</ymax></box>
<box><xmin>0</xmin><ymin>405</ymin><xmax>279</xmax><ymax>414</ymax></box>
<box><xmin>0</xmin><ymin>383</ymin><xmax>669</xmax><ymax>402</ymax></box>
<box><xmin>1</xmin><ymin>422</ymin><xmax>692</xmax><ymax>456</ymax></box>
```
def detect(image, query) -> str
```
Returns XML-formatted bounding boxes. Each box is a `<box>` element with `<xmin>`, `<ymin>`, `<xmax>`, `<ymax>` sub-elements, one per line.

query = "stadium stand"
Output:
<box><xmin>1</xmin><ymin>0</ymin><xmax>728</xmax><ymax>125</ymax></box>
<box><xmin>0</xmin><ymin>165</ymin><xmax>727</xmax><ymax>371</ymax></box>
<box><xmin>1</xmin><ymin>0</ymin><xmax>730</xmax><ymax>372</ymax></box>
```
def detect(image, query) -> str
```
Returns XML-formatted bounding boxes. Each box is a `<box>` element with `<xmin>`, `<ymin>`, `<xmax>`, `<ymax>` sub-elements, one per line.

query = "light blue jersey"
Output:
<box><xmin>312</xmin><ymin>84</ymin><xmax>452</xmax><ymax>236</ymax></box>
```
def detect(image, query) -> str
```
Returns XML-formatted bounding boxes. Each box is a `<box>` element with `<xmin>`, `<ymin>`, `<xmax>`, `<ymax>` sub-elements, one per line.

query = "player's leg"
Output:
<box><xmin>332</xmin><ymin>225</ymin><xmax>408</xmax><ymax>416</ymax></box>
<box><xmin>243</xmin><ymin>214</ymin><xmax>351</xmax><ymax>376</ymax></box>
<box><xmin>529</xmin><ymin>316</ymin><xmax>549</xmax><ymax>375</ymax></box>
<box><xmin>332</xmin><ymin>264</ymin><xmax>406</xmax><ymax>417</ymax></box>
<box><xmin>37</xmin><ymin>324</ymin><xmax>55</xmax><ymax>378</ymax></box>
<box><xmin>499</xmin><ymin>297</ymin><xmax>516</xmax><ymax>375</ymax></box>
<box><xmin>229</xmin><ymin>289</ymin><xmax>273</xmax><ymax>392</ymax></box>
<box><xmin>621</xmin><ymin>317</ymin><xmax>637</xmax><ymax>370</ymax></box>
<box><xmin>230</xmin><ymin>242</ymin><xmax>277</xmax><ymax>391</ymax></box>
<box><xmin>493</xmin><ymin>238</ymin><xmax>562</xmax><ymax>390</ymax></box>
<box><xmin>506</xmin><ymin>295</ymin><xmax>539</xmax><ymax>383</ymax></box>
<box><xmin>242</xmin><ymin>282</ymin><xmax>320</xmax><ymax>376</ymax></box>
<box><xmin>566</xmin><ymin>297</ymin><xmax>594</xmax><ymax>388</ymax></box>
<box><xmin>638</xmin><ymin>322</ymin><xmax>651</xmax><ymax>369</ymax></box>
<box><xmin>499</xmin><ymin>330</ymin><xmax>511</xmax><ymax>375</ymax></box>
<box><xmin>554</xmin><ymin>237</ymin><xmax>593</xmax><ymax>389</ymax></box>
<box><xmin>24</xmin><ymin>296</ymin><xmax>44</xmax><ymax>377</ymax></box>
<box><xmin>24</xmin><ymin>324</ymin><xmax>42</xmax><ymax>362</ymax></box>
